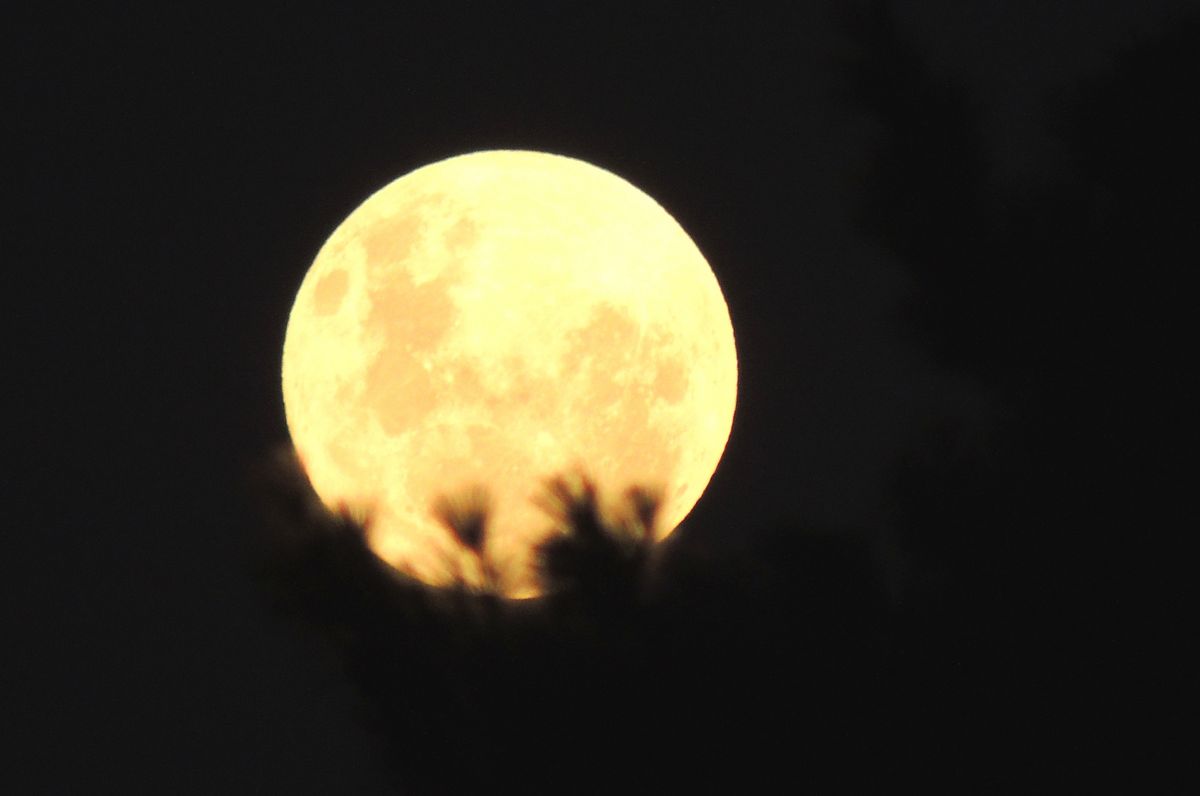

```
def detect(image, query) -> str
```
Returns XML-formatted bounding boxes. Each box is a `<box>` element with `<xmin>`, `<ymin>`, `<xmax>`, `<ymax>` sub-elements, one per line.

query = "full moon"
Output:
<box><xmin>282</xmin><ymin>150</ymin><xmax>736</xmax><ymax>596</ymax></box>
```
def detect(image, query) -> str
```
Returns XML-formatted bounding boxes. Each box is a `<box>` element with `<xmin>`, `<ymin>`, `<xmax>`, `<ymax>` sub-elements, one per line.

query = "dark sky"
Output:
<box><xmin>10</xmin><ymin>1</ymin><xmax>1190</xmax><ymax>792</ymax></box>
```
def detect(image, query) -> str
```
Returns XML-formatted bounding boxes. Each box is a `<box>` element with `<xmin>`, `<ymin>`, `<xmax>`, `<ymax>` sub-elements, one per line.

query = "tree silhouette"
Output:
<box><xmin>247</xmin><ymin>6</ymin><xmax>1194</xmax><ymax>790</ymax></box>
<box><xmin>250</xmin><ymin>446</ymin><xmax>889</xmax><ymax>794</ymax></box>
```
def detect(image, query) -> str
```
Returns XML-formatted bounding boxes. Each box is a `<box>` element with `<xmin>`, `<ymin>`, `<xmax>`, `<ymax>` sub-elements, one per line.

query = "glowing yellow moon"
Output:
<box><xmin>282</xmin><ymin>150</ymin><xmax>736</xmax><ymax>596</ymax></box>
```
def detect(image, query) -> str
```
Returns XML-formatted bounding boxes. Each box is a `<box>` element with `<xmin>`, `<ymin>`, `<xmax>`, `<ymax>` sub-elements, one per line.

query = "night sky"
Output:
<box><xmin>11</xmin><ymin>2</ymin><xmax>1192</xmax><ymax>792</ymax></box>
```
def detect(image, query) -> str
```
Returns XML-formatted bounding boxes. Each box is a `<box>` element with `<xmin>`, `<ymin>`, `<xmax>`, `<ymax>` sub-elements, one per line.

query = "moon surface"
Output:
<box><xmin>282</xmin><ymin>150</ymin><xmax>736</xmax><ymax>596</ymax></box>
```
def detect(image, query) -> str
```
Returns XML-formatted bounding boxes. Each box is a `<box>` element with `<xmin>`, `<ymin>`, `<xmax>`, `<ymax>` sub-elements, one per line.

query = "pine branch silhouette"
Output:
<box><xmin>249</xmin><ymin>448</ymin><xmax>889</xmax><ymax>794</ymax></box>
<box><xmin>534</xmin><ymin>471</ymin><xmax>658</xmax><ymax>606</ymax></box>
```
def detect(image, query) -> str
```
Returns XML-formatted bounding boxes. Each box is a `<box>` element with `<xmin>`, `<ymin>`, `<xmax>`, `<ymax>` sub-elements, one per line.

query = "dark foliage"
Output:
<box><xmin>844</xmin><ymin>0</ymin><xmax>1195</xmax><ymax>786</ymax></box>
<box><xmin>535</xmin><ymin>472</ymin><xmax>656</xmax><ymax>606</ymax></box>
<box><xmin>252</xmin><ymin>449</ymin><xmax>889</xmax><ymax>794</ymax></box>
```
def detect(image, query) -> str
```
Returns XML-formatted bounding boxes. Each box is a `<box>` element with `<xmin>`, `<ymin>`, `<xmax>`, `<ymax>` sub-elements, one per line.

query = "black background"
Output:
<box><xmin>9</xmin><ymin>1</ymin><xmax>1192</xmax><ymax>792</ymax></box>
